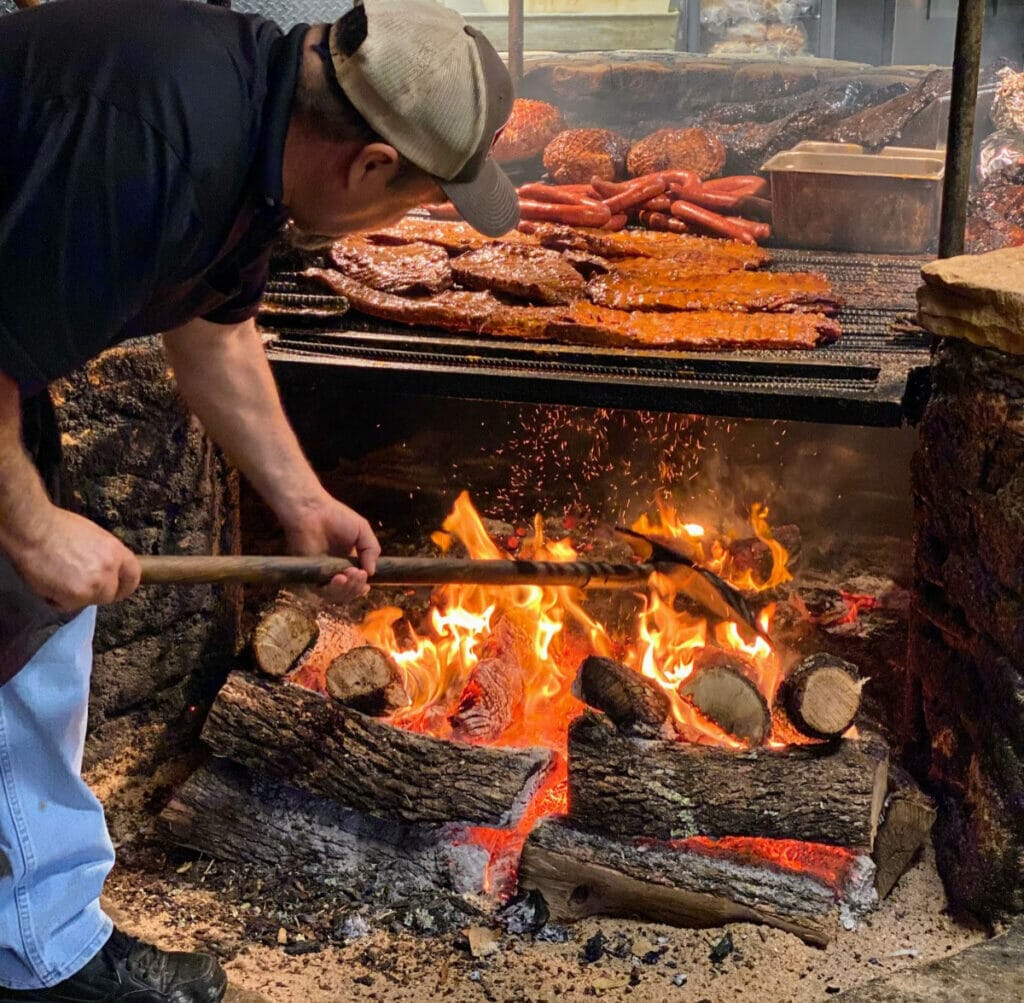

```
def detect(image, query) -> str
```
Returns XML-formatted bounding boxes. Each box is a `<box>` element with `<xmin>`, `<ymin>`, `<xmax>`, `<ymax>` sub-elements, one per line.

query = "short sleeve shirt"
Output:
<box><xmin>0</xmin><ymin>0</ymin><xmax>304</xmax><ymax>394</ymax></box>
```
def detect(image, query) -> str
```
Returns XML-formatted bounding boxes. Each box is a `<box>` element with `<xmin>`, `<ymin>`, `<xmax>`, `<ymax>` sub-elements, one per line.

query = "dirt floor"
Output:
<box><xmin>86</xmin><ymin>718</ymin><xmax>991</xmax><ymax>1003</ymax></box>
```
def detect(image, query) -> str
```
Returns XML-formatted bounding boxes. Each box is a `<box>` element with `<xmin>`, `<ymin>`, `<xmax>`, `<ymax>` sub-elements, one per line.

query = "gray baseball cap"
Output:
<box><xmin>327</xmin><ymin>0</ymin><xmax>520</xmax><ymax>237</ymax></box>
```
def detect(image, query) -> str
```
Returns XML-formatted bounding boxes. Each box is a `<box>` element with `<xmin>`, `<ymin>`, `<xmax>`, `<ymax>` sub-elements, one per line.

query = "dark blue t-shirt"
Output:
<box><xmin>0</xmin><ymin>0</ymin><xmax>303</xmax><ymax>393</ymax></box>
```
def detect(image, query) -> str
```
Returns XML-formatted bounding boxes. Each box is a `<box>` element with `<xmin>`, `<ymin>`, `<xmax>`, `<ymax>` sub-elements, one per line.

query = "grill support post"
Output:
<box><xmin>938</xmin><ymin>0</ymin><xmax>986</xmax><ymax>259</ymax></box>
<box><xmin>508</xmin><ymin>0</ymin><xmax>525</xmax><ymax>90</ymax></box>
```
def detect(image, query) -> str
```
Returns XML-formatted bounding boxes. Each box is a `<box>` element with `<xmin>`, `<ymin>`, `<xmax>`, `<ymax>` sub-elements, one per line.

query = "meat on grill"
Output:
<box><xmin>450</xmin><ymin>244</ymin><xmax>586</xmax><ymax>305</ymax></box>
<box><xmin>526</xmin><ymin>224</ymin><xmax>770</xmax><ymax>269</ymax></box>
<box><xmin>329</xmin><ymin>237</ymin><xmax>452</xmax><ymax>295</ymax></box>
<box><xmin>304</xmin><ymin>268</ymin><xmax>840</xmax><ymax>351</ymax></box>
<box><xmin>587</xmin><ymin>270</ymin><xmax>841</xmax><ymax>314</ymax></box>
<box><xmin>704</xmin><ymin>80</ymin><xmax>908</xmax><ymax>174</ymax></box>
<box><xmin>543</xmin><ymin>129</ymin><xmax>630</xmax><ymax>184</ymax></box>
<box><xmin>966</xmin><ymin>164</ymin><xmax>1024</xmax><ymax>254</ymax></box>
<box><xmin>824</xmin><ymin>69</ymin><xmax>951</xmax><ymax>150</ymax></box>
<box><xmin>626</xmin><ymin>128</ymin><xmax>726</xmax><ymax>180</ymax></box>
<box><xmin>493</xmin><ymin>99</ymin><xmax>565</xmax><ymax>164</ymax></box>
<box><xmin>365</xmin><ymin>219</ymin><xmax>539</xmax><ymax>255</ymax></box>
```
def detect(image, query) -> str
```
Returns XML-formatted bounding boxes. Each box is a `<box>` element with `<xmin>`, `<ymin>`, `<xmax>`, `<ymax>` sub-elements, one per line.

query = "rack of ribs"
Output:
<box><xmin>329</xmin><ymin>237</ymin><xmax>452</xmax><ymax>295</ymax></box>
<box><xmin>450</xmin><ymin>244</ymin><xmax>587</xmax><ymax>305</ymax></box>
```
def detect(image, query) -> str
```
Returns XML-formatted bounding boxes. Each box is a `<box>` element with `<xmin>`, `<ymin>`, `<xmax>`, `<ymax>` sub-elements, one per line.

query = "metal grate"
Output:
<box><xmin>262</xmin><ymin>249</ymin><xmax>932</xmax><ymax>427</ymax></box>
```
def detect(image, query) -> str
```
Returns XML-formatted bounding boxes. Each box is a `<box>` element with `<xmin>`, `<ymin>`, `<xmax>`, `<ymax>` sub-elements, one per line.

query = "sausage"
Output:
<box><xmin>685</xmin><ymin>189</ymin><xmax>743</xmax><ymax>212</ymax></box>
<box><xmin>735</xmin><ymin>195</ymin><xmax>773</xmax><ymax>222</ymax></box>
<box><xmin>702</xmin><ymin>176</ymin><xmax>770</xmax><ymax>198</ymax></box>
<box><xmin>590</xmin><ymin>176</ymin><xmax>634</xmax><ymax>198</ymax></box>
<box><xmin>729</xmin><ymin>217</ymin><xmax>772</xmax><ymax>241</ymax></box>
<box><xmin>518</xmin><ymin>199</ymin><xmax>613</xmax><ymax>227</ymax></box>
<box><xmin>517</xmin><ymin>183</ymin><xmax>599</xmax><ymax>205</ymax></box>
<box><xmin>601</xmin><ymin>213</ymin><xmax>629</xmax><ymax>231</ymax></box>
<box><xmin>602</xmin><ymin>177</ymin><xmax>668</xmax><ymax>214</ymax></box>
<box><xmin>639</xmin><ymin>195</ymin><xmax>673</xmax><ymax>213</ymax></box>
<box><xmin>667</xmin><ymin>179</ymin><xmax>704</xmax><ymax>203</ymax></box>
<box><xmin>638</xmin><ymin>210</ymin><xmax>691</xmax><ymax>234</ymax></box>
<box><xmin>669</xmin><ymin>200</ymin><xmax>759</xmax><ymax>244</ymax></box>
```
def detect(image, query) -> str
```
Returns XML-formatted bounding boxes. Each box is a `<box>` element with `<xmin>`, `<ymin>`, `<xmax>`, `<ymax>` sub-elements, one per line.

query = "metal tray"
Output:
<box><xmin>762</xmin><ymin>148</ymin><xmax>945</xmax><ymax>255</ymax></box>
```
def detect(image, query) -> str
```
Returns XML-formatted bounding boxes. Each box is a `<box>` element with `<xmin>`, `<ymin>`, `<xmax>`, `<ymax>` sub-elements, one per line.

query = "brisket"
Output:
<box><xmin>542</xmin><ymin>128</ymin><xmax>630</xmax><ymax>184</ymax></box>
<box><xmin>364</xmin><ymin>219</ymin><xmax>539</xmax><ymax>255</ymax></box>
<box><xmin>825</xmin><ymin>69</ymin><xmax>950</xmax><ymax>150</ymax></box>
<box><xmin>587</xmin><ymin>270</ymin><xmax>841</xmax><ymax>314</ymax></box>
<box><xmin>966</xmin><ymin>164</ymin><xmax>1024</xmax><ymax>254</ymax></box>
<box><xmin>329</xmin><ymin>237</ymin><xmax>452</xmax><ymax>295</ymax></box>
<box><xmin>450</xmin><ymin>244</ymin><xmax>587</xmax><ymax>305</ymax></box>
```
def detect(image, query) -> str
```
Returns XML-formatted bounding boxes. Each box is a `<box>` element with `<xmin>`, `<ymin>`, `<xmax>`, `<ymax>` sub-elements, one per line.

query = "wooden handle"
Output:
<box><xmin>139</xmin><ymin>555</ymin><xmax>659</xmax><ymax>589</ymax></box>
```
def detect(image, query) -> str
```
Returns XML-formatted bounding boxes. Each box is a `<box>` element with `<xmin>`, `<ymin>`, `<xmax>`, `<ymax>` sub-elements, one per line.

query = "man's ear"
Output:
<box><xmin>346</xmin><ymin>143</ymin><xmax>400</xmax><ymax>191</ymax></box>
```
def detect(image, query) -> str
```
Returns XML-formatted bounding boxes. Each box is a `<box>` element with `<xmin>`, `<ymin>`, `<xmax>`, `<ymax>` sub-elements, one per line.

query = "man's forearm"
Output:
<box><xmin>162</xmin><ymin>318</ymin><xmax>325</xmax><ymax>520</ymax></box>
<box><xmin>0</xmin><ymin>371</ymin><xmax>54</xmax><ymax>554</ymax></box>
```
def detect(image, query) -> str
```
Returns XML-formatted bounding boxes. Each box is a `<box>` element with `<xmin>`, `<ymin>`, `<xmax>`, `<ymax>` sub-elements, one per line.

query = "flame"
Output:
<box><xmin>290</xmin><ymin>491</ymin><xmax>808</xmax><ymax>890</ymax></box>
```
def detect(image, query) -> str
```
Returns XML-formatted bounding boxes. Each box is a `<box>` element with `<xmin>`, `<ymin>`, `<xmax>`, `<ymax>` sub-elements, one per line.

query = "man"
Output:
<box><xmin>0</xmin><ymin>0</ymin><xmax>517</xmax><ymax>998</ymax></box>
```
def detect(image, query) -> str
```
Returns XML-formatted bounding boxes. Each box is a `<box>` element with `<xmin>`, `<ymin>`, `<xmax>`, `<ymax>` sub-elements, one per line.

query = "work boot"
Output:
<box><xmin>0</xmin><ymin>928</ymin><xmax>227</xmax><ymax>1002</ymax></box>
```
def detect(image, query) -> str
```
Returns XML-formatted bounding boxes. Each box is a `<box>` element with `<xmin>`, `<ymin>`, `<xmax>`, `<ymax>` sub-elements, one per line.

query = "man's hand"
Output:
<box><xmin>277</xmin><ymin>492</ymin><xmax>380</xmax><ymax>603</ymax></box>
<box><xmin>7</xmin><ymin>504</ymin><xmax>141</xmax><ymax>610</ymax></box>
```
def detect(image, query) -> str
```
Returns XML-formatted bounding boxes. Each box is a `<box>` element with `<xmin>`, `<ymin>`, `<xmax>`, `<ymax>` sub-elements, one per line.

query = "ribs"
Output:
<box><xmin>304</xmin><ymin>269</ymin><xmax>841</xmax><ymax>351</ymax></box>
<box><xmin>587</xmin><ymin>270</ymin><xmax>841</xmax><ymax>314</ymax></box>
<box><xmin>365</xmin><ymin>219</ymin><xmax>539</xmax><ymax>255</ymax></box>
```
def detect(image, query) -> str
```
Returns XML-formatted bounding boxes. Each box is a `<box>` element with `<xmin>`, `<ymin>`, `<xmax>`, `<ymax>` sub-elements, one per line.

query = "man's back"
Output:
<box><xmin>0</xmin><ymin>0</ymin><xmax>289</xmax><ymax>390</ymax></box>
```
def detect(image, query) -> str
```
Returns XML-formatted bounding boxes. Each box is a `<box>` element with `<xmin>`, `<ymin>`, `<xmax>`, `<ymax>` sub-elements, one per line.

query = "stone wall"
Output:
<box><xmin>53</xmin><ymin>339</ymin><xmax>241</xmax><ymax>730</ymax></box>
<box><xmin>907</xmin><ymin>339</ymin><xmax>1024</xmax><ymax>919</ymax></box>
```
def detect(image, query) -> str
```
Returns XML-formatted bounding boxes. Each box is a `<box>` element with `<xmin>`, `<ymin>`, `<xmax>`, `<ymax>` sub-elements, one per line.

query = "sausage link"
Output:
<box><xmin>517</xmin><ymin>183</ymin><xmax>599</xmax><ymax>205</ymax></box>
<box><xmin>518</xmin><ymin>199</ymin><xmax>613</xmax><ymax>227</ymax></box>
<box><xmin>669</xmin><ymin>200</ymin><xmax>758</xmax><ymax>244</ymax></box>
<box><xmin>702</xmin><ymin>176</ymin><xmax>770</xmax><ymax>198</ymax></box>
<box><xmin>638</xmin><ymin>210</ymin><xmax>691</xmax><ymax>234</ymax></box>
<box><xmin>602</xmin><ymin>177</ymin><xmax>668</xmax><ymax>214</ymax></box>
<box><xmin>639</xmin><ymin>195</ymin><xmax>673</xmax><ymax>213</ymax></box>
<box><xmin>601</xmin><ymin>213</ymin><xmax>629</xmax><ymax>231</ymax></box>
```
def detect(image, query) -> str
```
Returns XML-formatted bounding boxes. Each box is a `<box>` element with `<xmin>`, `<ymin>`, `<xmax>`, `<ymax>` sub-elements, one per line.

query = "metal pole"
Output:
<box><xmin>508</xmin><ymin>0</ymin><xmax>525</xmax><ymax>90</ymax></box>
<box><xmin>938</xmin><ymin>0</ymin><xmax>986</xmax><ymax>258</ymax></box>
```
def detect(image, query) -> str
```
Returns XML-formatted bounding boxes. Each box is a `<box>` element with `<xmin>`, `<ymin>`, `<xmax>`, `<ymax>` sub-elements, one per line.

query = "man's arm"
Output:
<box><xmin>0</xmin><ymin>371</ymin><xmax>141</xmax><ymax>609</ymax></box>
<box><xmin>162</xmin><ymin>318</ymin><xmax>379</xmax><ymax>601</ymax></box>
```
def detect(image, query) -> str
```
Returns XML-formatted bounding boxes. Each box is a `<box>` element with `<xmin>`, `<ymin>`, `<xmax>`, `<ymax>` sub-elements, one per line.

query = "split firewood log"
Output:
<box><xmin>776</xmin><ymin>653</ymin><xmax>864</xmax><ymax>740</ymax></box>
<box><xmin>679</xmin><ymin>648</ymin><xmax>770</xmax><ymax>746</ymax></box>
<box><xmin>251</xmin><ymin>601</ymin><xmax>319</xmax><ymax>679</ymax></box>
<box><xmin>325</xmin><ymin>645</ymin><xmax>408</xmax><ymax>716</ymax></box>
<box><xmin>572</xmin><ymin>655</ymin><xmax>673</xmax><ymax>738</ymax></box>
<box><xmin>872</xmin><ymin>767</ymin><xmax>936</xmax><ymax>899</ymax></box>
<box><xmin>449</xmin><ymin>618</ymin><xmax>526</xmax><ymax>743</ymax></box>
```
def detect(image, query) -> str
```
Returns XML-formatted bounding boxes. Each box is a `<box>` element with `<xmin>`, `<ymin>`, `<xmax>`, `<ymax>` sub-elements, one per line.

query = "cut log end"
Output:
<box><xmin>325</xmin><ymin>645</ymin><xmax>408</xmax><ymax>716</ymax></box>
<box><xmin>252</xmin><ymin>604</ymin><xmax>320</xmax><ymax>678</ymax></box>
<box><xmin>449</xmin><ymin>618</ymin><xmax>526</xmax><ymax>743</ymax></box>
<box><xmin>573</xmin><ymin>655</ymin><xmax>672</xmax><ymax>737</ymax></box>
<box><xmin>778</xmin><ymin>654</ymin><xmax>863</xmax><ymax>740</ymax></box>
<box><xmin>680</xmin><ymin>652</ymin><xmax>770</xmax><ymax>746</ymax></box>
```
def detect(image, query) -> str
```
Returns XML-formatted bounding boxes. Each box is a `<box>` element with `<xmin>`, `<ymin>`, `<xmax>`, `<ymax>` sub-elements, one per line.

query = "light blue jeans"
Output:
<box><xmin>0</xmin><ymin>607</ymin><xmax>114</xmax><ymax>990</ymax></box>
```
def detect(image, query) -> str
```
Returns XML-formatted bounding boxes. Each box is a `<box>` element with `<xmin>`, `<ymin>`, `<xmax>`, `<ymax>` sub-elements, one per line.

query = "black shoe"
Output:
<box><xmin>0</xmin><ymin>928</ymin><xmax>227</xmax><ymax>1002</ymax></box>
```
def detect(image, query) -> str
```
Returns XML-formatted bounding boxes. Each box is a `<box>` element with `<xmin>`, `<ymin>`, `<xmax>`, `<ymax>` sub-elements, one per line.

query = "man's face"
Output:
<box><xmin>287</xmin><ymin>143</ymin><xmax>443</xmax><ymax>247</ymax></box>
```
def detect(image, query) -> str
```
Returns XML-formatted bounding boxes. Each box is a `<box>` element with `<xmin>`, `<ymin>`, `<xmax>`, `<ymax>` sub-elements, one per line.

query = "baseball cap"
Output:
<box><xmin>326</xmin><ymin>0</ymin><xmax>519</xmax><ymax>237</ymax></box>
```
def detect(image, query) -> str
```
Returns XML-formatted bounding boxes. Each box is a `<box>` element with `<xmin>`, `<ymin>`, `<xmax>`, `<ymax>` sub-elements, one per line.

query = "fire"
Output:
<box><xmin>293</xmin><ymin>491</ymin><xmax>800</xmax><ymax>890</ymax></box>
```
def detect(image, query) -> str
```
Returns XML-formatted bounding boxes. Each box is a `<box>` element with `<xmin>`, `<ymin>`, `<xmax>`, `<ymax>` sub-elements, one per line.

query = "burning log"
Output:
<box><xmin>519</xmin><ymin>819</ymin><xmax>876</xmax><ymax>947</ymax></box>
<box><xmin>572</xmin><ymin>655</ymin><xmax>673</xmax><ymax>738</ymax></box>
<box><xmin>871</xmin><ymin>767</ymin><xmax>936</xmax><ymax>900</ymax></box>
<box><xmin>325</xmin><ymin>645</ymin><xmax>407</xmax><ymax>717</ymax></box>
<box><xmin>776</xmin><ymin>653</ymin><xmax>864</xmax><ymax>741</ymax></box>
<box><xmin>567</xmin><ymin>711</ymin><xmax>889</xmax><ymax>848</ymax></box>
<box><xmin>161</xmin><ymin>758</ymin><xmax>491</xmax><ymax>899</ymax></box>
<box><xmin>449</xmin><ymin>619</ymin><xmax>526</xmax><ymax>743</ymax></box>
<box><xmin>202</xmin><ymin>672</ymin><xmax>556</xmax><ymax>827</ymax></box>
<box><xmin>251</xmin><ymin>600</ymin><xmax>319</xmax><ymax>679</ymax></box>
<box><xmin>726</xmin><ymin>524</ymin><xmax>801</xmax><ymax>585</ymax></box>
<box><xmin>679</xmin><ymin>649</ymin><xmax>771</xmax><ymax>746</ymax></box>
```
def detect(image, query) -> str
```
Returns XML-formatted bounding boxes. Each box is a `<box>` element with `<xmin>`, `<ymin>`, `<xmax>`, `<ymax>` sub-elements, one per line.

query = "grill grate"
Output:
<box><xmin>262</xmin><ymin>248</ymin><xmax>932</xmax><ymax>427</ymax></box>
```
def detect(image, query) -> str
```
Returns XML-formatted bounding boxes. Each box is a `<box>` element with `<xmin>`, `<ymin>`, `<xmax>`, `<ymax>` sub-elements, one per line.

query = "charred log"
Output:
<box><xmin>325</xmin><ymin>645</ymin><xmax>407</xmax><ymax>717</ymax></box>
<box><xmin>567</xmin><ymin>711</ymin><xmax>889</xmax><ymax>848</ymax></box>
<box><xmin>160</xmin><ymin>758</ymin><xmax>490</xmax><ymax>899</ymax></box>
<box><xmin>680</xmin><ymin>649</ymin><xmax>771</xmax><ymax>747</ymax></box>
<box><xmin>777</xmin><ymin>654</ymin><xmax>863</xmax><ymax>741</ymax></box>
<box><xmin>202</xmin><ymin>672</ymin><xmax>555</xmax><ymax>827</ymax></box>
<box><xmin>251</xmin><ymin>601</ymin><xmax>319</xmax><ymax>679</ymax></box>
<box><xmin>871</xmin><ymin>767</ymin><xmax>936</xmax><ymax>900</ymax></box>
<box><xmin>519</xmin><ymin>819</ymin><xmax>876</xmax><ymax>947</ymax></box>
<box><xmin>572</xmin><ymin>655</ymin><xmax>672</xmax><ymax>738</ymax></box>
<box><xmin>726</xmin><ymin>524</ymin><xmax>801</xmax><ymax>585</ymax></box>
<box><xmin>449</xmin><ymin>619</ymin><xmax>526</xmax><ymax>743</ymax></box>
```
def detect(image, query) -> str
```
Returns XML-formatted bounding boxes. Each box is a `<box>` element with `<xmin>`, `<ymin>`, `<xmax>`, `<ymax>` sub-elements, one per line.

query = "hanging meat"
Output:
<box><xmin>543</xmin><ymin>129</ymin><xmax>630</xmax><ymax>185</ymax></box>
<box><xmin>626</xmin><ymin>128</ymin><xmax>727</xmax><ymax>181</ymax></box>
<box><xmin>493</xmin><ymin>98</ymin><xmax>566</xmax><ymax>164</ymax></box>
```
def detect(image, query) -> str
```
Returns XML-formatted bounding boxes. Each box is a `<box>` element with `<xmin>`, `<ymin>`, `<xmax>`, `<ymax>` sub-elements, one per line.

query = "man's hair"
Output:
<box><xmin>294</xmin><ymin>22</ymin><xmax>431</xmax><ymax>192</ymax></box>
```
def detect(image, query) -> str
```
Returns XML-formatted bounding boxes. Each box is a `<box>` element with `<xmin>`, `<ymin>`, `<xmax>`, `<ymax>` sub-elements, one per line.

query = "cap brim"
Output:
<box><xmin>441</xmin><ymin>156</ymin><xmax>520</xmax><ymax>238</ymax></box>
